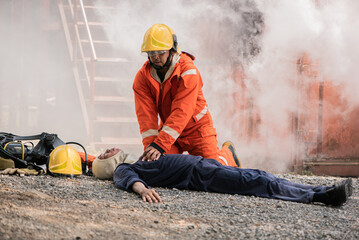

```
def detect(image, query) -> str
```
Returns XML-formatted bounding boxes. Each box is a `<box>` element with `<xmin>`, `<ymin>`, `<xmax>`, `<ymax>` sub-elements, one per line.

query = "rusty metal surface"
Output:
<box><xmin>304</xmin><ymin>158</ymin><xmax>359</xmax><ymax>177</ymax></box>
<box><xmin>293</xmin><ymin>54</ymin><xmax>359</xmax><ymax>177</ymax></box>
<box><xmin>230</xmin><ymin>54</ymin><xmax>359</xmax><ymax>177</ymax></box>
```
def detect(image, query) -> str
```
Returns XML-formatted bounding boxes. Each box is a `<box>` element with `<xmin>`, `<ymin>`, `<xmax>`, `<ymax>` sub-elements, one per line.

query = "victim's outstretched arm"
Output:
<box><xmin>132</xmin><ymin>181</ymin><xmax>162</xmax><ymax>203</ymax></box>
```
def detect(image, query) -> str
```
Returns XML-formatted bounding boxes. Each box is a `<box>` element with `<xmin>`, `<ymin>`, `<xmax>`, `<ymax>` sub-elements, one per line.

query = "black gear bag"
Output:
<box><xmin>0</xmin><ymin>132</ymin><xmax>88</xmax><ymax>174</ymax></box>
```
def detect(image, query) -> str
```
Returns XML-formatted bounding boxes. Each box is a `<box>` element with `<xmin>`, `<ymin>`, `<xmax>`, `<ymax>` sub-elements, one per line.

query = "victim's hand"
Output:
<box><xmin>141</xmin><ymin>146</ymin><xmax>162</xmax><ymax>162</ymax></box>
<box><xmin>140</xmin><ymin>188</ymin><xmax>162</xmax><ymax>203</ymax></box>
<box><xmin>132</xmin><ymin>182</ymin><xmax>162</xmax><ymax>203</ymax></box>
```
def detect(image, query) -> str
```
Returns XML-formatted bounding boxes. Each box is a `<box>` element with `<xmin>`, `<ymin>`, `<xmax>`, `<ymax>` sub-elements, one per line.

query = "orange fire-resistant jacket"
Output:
<box><xmin>133</xmin><ymin>52</ymin><xmax>216</xmax><ymax>153</ymax></box>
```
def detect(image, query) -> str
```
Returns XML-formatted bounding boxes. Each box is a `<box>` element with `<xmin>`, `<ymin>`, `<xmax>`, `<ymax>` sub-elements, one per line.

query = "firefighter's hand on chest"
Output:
<box><xmin>141</xmin><ymin>146</ymin><xmax>162</xmax><ymax>162</ymax></box>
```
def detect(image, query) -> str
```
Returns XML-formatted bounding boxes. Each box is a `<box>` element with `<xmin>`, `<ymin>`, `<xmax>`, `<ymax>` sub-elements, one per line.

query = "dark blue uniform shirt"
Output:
<box><xmin>114</xmin><ymin>154</ymin><xmax>205</xmax><ymax>191</ymax></box>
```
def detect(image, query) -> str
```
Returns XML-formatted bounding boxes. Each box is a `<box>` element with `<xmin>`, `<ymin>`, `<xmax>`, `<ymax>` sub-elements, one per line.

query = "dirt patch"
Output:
<box><xmin>0</xmin><ymin>174</ymin><xmax>358</xmax><ymax>239</ymax></box>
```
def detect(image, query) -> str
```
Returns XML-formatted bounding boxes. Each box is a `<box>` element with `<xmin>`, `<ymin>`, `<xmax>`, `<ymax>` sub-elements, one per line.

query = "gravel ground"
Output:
<box><xmin>0</xmin><ymin>173</ymin><xmax>357</xmax><ymax>240</ymax></box>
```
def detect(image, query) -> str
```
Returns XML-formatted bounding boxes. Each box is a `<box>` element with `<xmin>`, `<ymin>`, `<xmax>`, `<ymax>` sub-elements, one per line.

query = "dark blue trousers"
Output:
<box><xmin>189</xmin><ymin>159</ymin><xmax>329</xmax><ymax>203</ymax></box>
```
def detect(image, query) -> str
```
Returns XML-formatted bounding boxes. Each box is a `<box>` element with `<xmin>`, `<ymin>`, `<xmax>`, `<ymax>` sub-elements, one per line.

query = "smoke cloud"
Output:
<box><xmin>96</xmin><ymin>0</ymin><xmax>358</xmax><ymax>171</ymax></box>
<box><xmin>1</xmin><ymin>0</ymin><xmax>357</xmax><ymax>172</ymax></box>
<box><xmin>0</xmin><ymin>1</ymin><xmax>86</xmax><ymax>143</ymax></box>
<box><xmin>245</xmin><ymin>0</ymin><xmax>359</xmax><ymax>171</ymax></box>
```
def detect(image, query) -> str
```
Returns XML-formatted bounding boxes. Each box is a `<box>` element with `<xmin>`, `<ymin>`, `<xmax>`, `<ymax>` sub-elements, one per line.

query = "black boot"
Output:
<box><xmin>312</xmin><ymin>181</ymin><xmax>348</xmax><ymax>207</ymax></box>
<box><xmin>322</xmin><ymin>182</ymin><xmax>348</xmax><ymax>207</ymax></box>
<box><xmin>344</xmin><ymin>178</ymin><xmax>353</xmax><ymax>197</ymax></box>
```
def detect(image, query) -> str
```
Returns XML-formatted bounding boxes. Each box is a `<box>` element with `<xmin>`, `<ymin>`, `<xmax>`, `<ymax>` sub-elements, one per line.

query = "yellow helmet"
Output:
<box><xmin>48</xmin><ymin>145</ymin><xmax>82</xmax><ymax>176</ymax></box>
<box><xmin>141</xmin><ymin>23</ymin><xmax>181</xmax><ymax>54</ymax></box>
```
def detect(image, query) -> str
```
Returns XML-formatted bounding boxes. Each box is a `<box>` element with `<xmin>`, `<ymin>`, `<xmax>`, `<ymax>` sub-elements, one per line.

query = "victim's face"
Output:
<box><xmin>98</xmin><ymin>147</ymin><xmax>121</xmax><ymax>159</ymax></box>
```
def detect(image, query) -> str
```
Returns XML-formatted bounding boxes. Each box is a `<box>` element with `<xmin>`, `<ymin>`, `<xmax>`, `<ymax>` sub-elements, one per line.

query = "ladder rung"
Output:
<box><xmin>95</xmin><ymin>76</ymin><xmax>121</xmax><ymax>82</ymax></box>
<box><xmin>94</xmin><ymin>117</ymin><xmax>137</xmax><ymax>123</ymax></box>
<box><xmin>99</xmin><ymin>137</ymin><xmax>142</xmax><ymax>145</ymax></box>
<box><xmin>81</xmin><ymin>39</ymin><xmax>115</xmax><ymax>45</ymax></box>
<box><xmin>94</xmin><ymin>96</ymin><xmax>133</xmax><ymax>102</ymax></box>
<box><xmin>63</xmin><ymin>5</ymin><xmax>116</xmax><ymax>10</ymax></box>
<box><xmin>78</xmin><ymin>21</ymin><xmax>108</xmax><ymax>26</ymax></box>
<box><xmin>85</xmin><ymin>57</ymin><xmax>129</xmax><ymax>63</ymax></box>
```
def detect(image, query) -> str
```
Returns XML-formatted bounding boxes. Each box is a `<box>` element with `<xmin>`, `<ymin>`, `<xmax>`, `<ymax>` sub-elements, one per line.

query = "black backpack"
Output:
<box><xmin>0</xmin><ymin>132</ymin><xmax>88</xmax><ymax>174</ymax></box>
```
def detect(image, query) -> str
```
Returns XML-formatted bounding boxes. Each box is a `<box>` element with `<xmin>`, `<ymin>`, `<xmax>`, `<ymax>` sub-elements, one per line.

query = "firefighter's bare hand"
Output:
<box><xmin>141</xmin><ymin>146</ymin><xmax>162</xmax><ymax>162</ymax></box>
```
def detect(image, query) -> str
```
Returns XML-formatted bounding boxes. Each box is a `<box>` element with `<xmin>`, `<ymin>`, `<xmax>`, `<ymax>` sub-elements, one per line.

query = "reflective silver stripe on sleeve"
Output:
<box><xmin>162</xmin><ymin>125</ymin><xmax>180</xmax><ymax>140</ymax></box>
<box><xmin>195</xmin><ymin>105</ymin><xmax>208</xmax><ymax>121</ymax></box>
<box><xmin>141</xmin><ymin>129</ymin><xmax>158</xmax><ymax>139</ymax></box>
<box><xmin>181</xmin><ymin>69</ymin><xmax>197</xmax><ymax>77</ymax></box>
<box><xmin>219</xmin><ymin>156</ymin><xmax>229</xmax><ymax>166</ymax></box>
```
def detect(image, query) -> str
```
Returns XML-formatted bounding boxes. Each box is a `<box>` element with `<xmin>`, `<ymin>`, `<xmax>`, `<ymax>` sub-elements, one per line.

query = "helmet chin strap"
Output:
<box><xmin>149</xmin><ymin>49</ymin><xmax>173</xmax><ymax>70</ymax></box>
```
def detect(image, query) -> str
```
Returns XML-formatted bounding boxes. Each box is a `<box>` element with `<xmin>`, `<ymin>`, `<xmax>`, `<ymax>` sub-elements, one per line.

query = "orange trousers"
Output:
<box><xmin>166</xmin><ymin>134</ymin><xmax>238</xmax><ymax>167</ymax></box>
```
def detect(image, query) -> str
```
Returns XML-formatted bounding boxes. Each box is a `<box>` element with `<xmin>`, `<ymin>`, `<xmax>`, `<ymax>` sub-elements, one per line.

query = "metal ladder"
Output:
<box><xmin>58</xmin><ymin>0</ymin><xmax>142</xmax><ymax>153</ymax></box>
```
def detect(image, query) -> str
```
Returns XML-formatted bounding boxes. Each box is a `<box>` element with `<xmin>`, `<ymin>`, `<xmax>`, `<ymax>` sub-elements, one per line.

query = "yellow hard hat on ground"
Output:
<box><xmin>49</xmin><ymin>145</ymin><xmax>82</xmax><ymax>176</ymax></box>
<box><xmin>141</xmin><ymin>23</ymin><xmax>180</xmax><ymax>54</ymax></box>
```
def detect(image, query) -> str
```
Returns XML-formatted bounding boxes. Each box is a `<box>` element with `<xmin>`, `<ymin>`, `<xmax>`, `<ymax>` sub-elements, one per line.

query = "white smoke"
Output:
<box><xmin>2</xmin><ymin>1</ymin><xmax>357</xmax><ymax>171</ymax></box>
<box><xmin>0</xmin><ymin>1</ymin><xmax>86</xmax><ymax>143</ymax></box>
<box><xmin>94</xmin><ymin>0</ymin><xmax>359</xmax><ymax>172</ymax></box>
<box><xmin>245</xmin><ymin>0</ymin><xmax>359</xmax><ymax>170</ymax></box>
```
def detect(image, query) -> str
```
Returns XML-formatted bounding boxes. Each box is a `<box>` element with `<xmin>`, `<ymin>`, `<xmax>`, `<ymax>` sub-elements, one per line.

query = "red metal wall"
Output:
<box><xmin>229</xmin><ymin>54</ymin><xmax>359</xmax><ymax>176</ymax></box>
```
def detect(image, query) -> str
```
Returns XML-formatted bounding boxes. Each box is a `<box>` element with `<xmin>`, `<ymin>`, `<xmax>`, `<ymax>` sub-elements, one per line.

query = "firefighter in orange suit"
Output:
<box><xmin>133</xmin><ymin>23</ymin><xmax>240</xmax><ymax>167</ymax></box>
